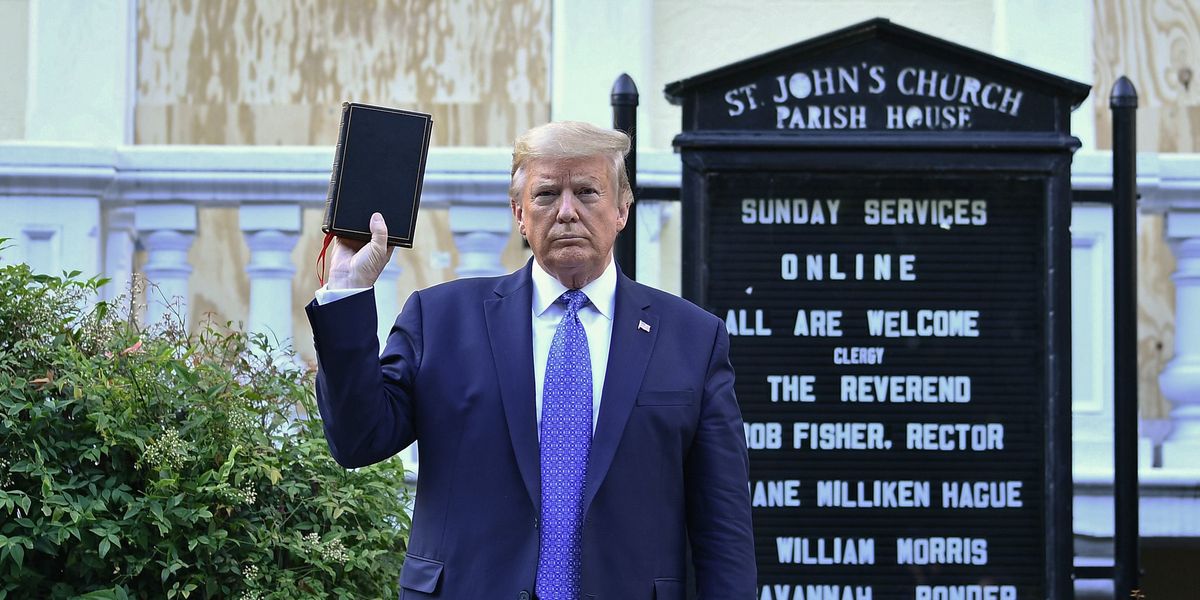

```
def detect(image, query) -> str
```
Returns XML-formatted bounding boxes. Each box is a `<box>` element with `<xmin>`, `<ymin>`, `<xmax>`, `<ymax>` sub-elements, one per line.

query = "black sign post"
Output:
<box><xmin>666</xmin><ymin>19</ymin><xmax>1089</xmax><ymax>600</ymax></box>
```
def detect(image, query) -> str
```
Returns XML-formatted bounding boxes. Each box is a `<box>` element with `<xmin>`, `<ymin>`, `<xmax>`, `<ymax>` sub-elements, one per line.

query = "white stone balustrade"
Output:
<box><xmin>135</xmin><ymin>203</ymin><xmax>196</xmax><ymax>329</ymax></box>
<box><xmin>240</xmin><ymin>204</ymin><xmax>302</xmax><ymax>345</ymax></box>
<box><xmin>1140</xmin><ymin>154</ymin><xmax>1200</xmax><ymax>472</ymax></box>
<box><xmin>450</xmin><ymin>203</ymin><xmax>512</xmax><ymax>278</ymax></box>
<box><xmin>103</xmin><ymin>207</ymin><xmax>136</xmax><ymax>301</ymax></box>
<box><xmin>1160</xmin><ymin>211</ymin><xmax>1200</xmax><ymax>466</ymax></box>
<box><xmin>3</xmin><ymin>144</ymin><xmax>1200</xmax><ymax>538</ymax></box>
<box><xmin>375</xmin><ymin>257</ymin><xmax>404</xmax><ymax>347</ymax></box>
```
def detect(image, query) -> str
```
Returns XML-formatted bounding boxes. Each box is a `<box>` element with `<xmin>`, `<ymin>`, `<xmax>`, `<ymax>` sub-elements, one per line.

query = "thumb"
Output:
<box><xmin>370</xmin><ymin>212</ymin><xmax>389</xmax><ymax>247</ymax></box>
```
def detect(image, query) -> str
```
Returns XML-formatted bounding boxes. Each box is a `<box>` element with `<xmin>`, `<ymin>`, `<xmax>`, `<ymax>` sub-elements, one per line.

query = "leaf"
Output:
<box><xmin>99</xmin><ymin>538</ymin><xmax>110</xmax><ymax>558</ymax></box>
<box><xmin>266</xmin><ymin>467</ymin><xmax>282</xmax><ymax>485</ymax></box>
<box><xmin>8</xmin><ymin>544</ymin><xmax>21</xmax><ymax>569</ymax></box>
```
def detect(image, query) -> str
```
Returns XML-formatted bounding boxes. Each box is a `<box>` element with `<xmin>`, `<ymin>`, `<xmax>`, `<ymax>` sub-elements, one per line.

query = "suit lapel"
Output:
<box><xmin>484</xmin><ymin>264</ymin><xmax>541</xmax><ymax>510</ymax></box>
<box><xmin>584</xmin><ymin>273</ymin><xmax>657</xmax><ymax>513</ymax></box>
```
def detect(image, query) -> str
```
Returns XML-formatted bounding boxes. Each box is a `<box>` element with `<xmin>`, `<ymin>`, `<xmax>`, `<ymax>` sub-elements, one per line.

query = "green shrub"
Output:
<box><xmin>0</xmin><ymin>250</ymin><xmax>411</xmax><ymax>599</ymax></box>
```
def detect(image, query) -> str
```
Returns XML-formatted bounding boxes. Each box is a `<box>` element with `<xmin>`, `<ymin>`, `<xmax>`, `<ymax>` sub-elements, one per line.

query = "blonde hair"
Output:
<box><xmin>509</xmin><ymin>121</ymin><xmax>634</xmax><ymax>208</ymax></box>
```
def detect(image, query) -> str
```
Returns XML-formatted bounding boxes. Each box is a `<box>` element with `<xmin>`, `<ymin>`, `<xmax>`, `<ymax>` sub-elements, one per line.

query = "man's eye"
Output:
<box><xmin>578</xmin><ymin>187</ymin><xmax>599</xmax><ymax>196</ymax></box>
<box><xmin>534</xmin><ymin>189</ymin><xmax>557</xmax><ymax>198</ymax></box>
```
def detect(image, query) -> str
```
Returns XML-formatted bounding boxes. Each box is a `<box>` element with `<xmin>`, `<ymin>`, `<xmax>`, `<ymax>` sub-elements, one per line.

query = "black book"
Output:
<box><xmin>323</xmin><ymin>102</ymin><xmax>433</xmax><ymax>248</ymax></box>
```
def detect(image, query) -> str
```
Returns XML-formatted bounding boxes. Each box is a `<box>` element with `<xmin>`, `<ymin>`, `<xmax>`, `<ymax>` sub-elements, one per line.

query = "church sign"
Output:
<box><xmin>666</xmin><ymin>19</ymin><xmax>1089</xmax><ymax>600</ymax></box>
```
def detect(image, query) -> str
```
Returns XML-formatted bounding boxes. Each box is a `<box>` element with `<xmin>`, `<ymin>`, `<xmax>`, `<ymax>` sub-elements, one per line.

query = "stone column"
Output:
<box><xmin>1160</xmin><ymin>209</ymin><xmax>1200</xmax><ymax>467</ymax></box>
<box><xmin>450</xmin><ymin>204</ymin><xmax>512</xmax><ymax>278</ymax></box>
<box><xmin>239</xmin><ymin>204</ymin><xmax>301</xmax><ymax>345</ymax></box>
<box><xmin>102</xmin><ymin>206</ymin><xmax>136</xmax><ymax>301</ymax></box>
<box><xmin>135</xmin><ymin>203</ymin><xmax>196</xmax><ymax>330</ymax></box>
<box><xmin>374</xmin><ymin>257</ymin><xmax>404</xmax><ymax>349</ymax></box>
<box><xmin>634</xmin><ymin>200</ymin><xmax>669</xmax><ymax>290</ymax></box>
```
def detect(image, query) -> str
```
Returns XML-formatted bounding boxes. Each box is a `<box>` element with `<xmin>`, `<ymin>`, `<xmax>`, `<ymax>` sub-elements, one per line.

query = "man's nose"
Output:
<box><xmin>556</xmin><ymin>191</ymin><xmax>580</xmax><ymax>222</ymax></box>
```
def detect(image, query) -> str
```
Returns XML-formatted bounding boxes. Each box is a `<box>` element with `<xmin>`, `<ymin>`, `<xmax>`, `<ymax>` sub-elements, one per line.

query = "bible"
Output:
<box><xmin>323</xmin><ymin>102</ymin><xmax>433</xmax><ymax>248</ymax></box>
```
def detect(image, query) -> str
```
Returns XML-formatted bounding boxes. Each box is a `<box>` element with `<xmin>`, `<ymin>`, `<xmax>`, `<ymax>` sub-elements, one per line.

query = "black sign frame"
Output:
<box><xmin>667</xmin><ymin>18</ymin><xmax>1089</xmax><ymax>600</ymax></box>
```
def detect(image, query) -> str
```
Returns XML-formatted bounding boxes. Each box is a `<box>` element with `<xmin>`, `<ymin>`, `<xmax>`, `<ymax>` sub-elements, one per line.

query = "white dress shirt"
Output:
<box><xmin>314</xmin><ymin>285</ymin><xmax>370</xmax><ymax>305</ymax></box>
<box><xmin>529</xmin><ymin>258</ymin><xmax>615</xmax><ymax>434</ymax></box>
<box><xmin>313</xmin><ymin>258</ymin><xmax>618</xmax><ymax>433</ymax></box>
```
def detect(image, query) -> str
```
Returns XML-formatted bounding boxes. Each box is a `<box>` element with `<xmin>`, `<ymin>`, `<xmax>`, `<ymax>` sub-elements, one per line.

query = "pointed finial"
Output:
<box><xmin>1110</xmin><ymin>76</ymin><xmax>1138</xmax><ymax>109</ymax></box>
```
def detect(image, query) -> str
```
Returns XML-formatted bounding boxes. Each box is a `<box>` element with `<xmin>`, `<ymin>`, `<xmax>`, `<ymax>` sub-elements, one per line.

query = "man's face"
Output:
<box><xmin>512</xmin><ymin>155</ymin><xmax>628</xmax><ymax>288</ymax></box>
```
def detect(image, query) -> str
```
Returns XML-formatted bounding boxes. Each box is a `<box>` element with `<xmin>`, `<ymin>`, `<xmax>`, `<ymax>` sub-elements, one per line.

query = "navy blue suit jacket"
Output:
<box><xmin>305</xmin><ymin>262</ymin><xmax>756</xmax><ymax>599</ymax></box>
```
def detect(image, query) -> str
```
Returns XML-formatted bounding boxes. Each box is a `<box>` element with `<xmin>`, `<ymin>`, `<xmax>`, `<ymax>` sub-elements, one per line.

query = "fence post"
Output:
<box><xmin>1110</xmin><ymin>74</ymin><xmax>1140</xmax><ymax>600</ymax></box>
<box><xmin>612</xmin><ymin>73</ymin><xmax>638</xmax><ymax>280</ymax></box>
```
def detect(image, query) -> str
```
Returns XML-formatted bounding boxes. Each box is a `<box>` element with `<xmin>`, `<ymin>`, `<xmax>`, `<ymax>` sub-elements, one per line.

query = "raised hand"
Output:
<box><xmin>327</xmin><ymin>212</ymin><xmax>395</xmax><ymax>290</ymax></box>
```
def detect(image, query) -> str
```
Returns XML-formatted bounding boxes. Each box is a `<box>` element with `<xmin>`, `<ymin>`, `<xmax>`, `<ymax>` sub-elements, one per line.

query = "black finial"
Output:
<box><xmin>611</xmin><ymin>73</ymin><xmax>639</xmax><ymax>106</ymax></box>
<box><xmin>1110</xmin><ymin>76</ymin><xmax>1138</xmax><ymax>109</ymax></box>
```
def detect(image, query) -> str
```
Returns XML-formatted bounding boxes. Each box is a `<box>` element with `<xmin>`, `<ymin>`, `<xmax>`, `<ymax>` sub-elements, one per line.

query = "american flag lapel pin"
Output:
<box><xmin>638</xmin><ymin>320</ymin><xmax>651</xmax><ymax>333</ymax></box>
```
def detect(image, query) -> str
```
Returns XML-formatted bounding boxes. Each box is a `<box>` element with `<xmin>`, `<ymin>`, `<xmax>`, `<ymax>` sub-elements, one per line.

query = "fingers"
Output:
<box><xmin>334</xmin><ymin>236</ymin><xmax>367</xmax><ymax>254</ymax></box>
<box><xmin>370</xmin><ymin>212</ymin><xmax>389</xmax><ymax>248</ymax></box>
<box><xmin>324</xmin><ymin>214</ymin><xmax>391</xmax><ymax>290</ymax></box>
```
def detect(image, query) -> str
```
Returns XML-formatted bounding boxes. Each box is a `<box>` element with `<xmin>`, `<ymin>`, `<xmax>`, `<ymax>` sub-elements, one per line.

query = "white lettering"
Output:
<box><xmin>897</xmin><ymin>537</ymin><xmax>988</xmax><ymax>565</ymax></box>
<box><xmin>865</xmin><ymin>310</ymin><xmax>980</xmax><ymax>337</ymax></box>
<box><xmin>804</xmin><ymin>254</ymin><xmax>917</xmax><ymax>281</ymax></box>
<box><xmin>942</xmin><ymin>481</ymin><xmax>1024</xmax><ymax>508</ymax></box>
<box><xmin>776</xmin><ymin>537</ymin><xmax>875</xmax><ymax>565</ymax></box>
<box><xmin>794</xmin><ymin>310</ymin><xmax>843</xmax><ymax>337</ymax></box>
<box><xmin>739</xmin><ymin>198</ymin><xmax>841</xmax><ymax>225</ymax></box>
<box><xmin>863</xmin><ymin>198</ymin><xmax>988</xmax><ymax>228</ymax></box>
<box><xmin>759</xmin><ymin>584</ymin><xmax>874</xmax><ymax>600</ymax></box>
<box><xmin>767</xmin><ymin>375</ymin><xmax>816</xmax><ymax>402</ymax></box>
<box><xmin>744</xmin><ymin>422</ymin><xmax>783</xmax><ymax>450</ymax></box>
<box><xmin>816</xmin><ymin>480</ymin><xmax>931</xmax><ymax>508</ymax></box>
<box><xmin>794</xmin><ymin>422</ymin><xmax>888</xmax><ymax>450</ymax></box>
<box><xmin>906</xmin><ymin>423</ymin><xmax>1004</xmax><ymax>451</ymax></box>
<box><xmin>726</xmin><ymin>309</ymin><xmax>773</xmax><ymax>336</ymax></box>
<box><xmin>751</xmin><ymin>480</ymin><xmax>801</xmax><ymax>507</ymax></box>
<box><xmin>841</xmin><ymin>375</ymin><xmax>971</xmax><ymax>403</ymax></box>
<box><xmin>833</xmin><ymin>347</ymin><xmax>885</xmax><ymax>365</ymax></box>
<box><xmin>915</xmin><ymin>585</ymin><xmax>1016</xmax><ymax>600</ymax></box>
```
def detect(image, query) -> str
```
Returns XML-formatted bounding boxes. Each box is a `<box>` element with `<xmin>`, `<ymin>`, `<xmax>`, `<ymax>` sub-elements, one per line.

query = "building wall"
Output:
<box><xmin>134</xmin><ymin>0</ymin><xmax>550</xmax><ymax>147</ymax></box>
<box><xmin>133</xmin><ymin>0</ymin><xmax>548</xmax><ymax>363</ymax></box>
<box><xmin>1093</xmin><ymin>0</ymin><xmax>1199</xmax><ymax>421</ymax></box>
<box><xmin>9</xmin><ymin>0</ymin><xmax>1190</xmax><ymax>413</ymax></box>
<box><xmin>0</xmin><ymin>0</ymin><xmax>30</xmax><ymax>140</ymax></box>
<box><xmin>644</xmin><ymin>0</ymin><xmax>996</xmax><ymax>150</ymax></box>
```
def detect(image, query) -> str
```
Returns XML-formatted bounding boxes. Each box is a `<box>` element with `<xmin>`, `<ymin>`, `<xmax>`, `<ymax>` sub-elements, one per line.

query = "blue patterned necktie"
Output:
<box><xmin>536</xmin><ymin>289</ymin><xmax>592</xmax><ymax>600</ymax></box>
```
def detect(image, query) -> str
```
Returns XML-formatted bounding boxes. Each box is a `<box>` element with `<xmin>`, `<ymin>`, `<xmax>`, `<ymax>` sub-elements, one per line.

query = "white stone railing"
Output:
<box><xmin>0</xmin><ymin>142</ymin><xmax>681</xmax><ymax>479</ymax></box>
<box><xmin>2</xmin><ymin>143</ymin><xmax>1197</xmax><ymax>521</ymax></box>
<box><xmin>1070</xmin><ymin>152</ymin><xmax>1200</xmax><ymax>560</ymax></box>
<box><xmin>0</xmin><ymin>143</ymin><xmax>681</xmax><ymax>343</ymax></box>
<box><xmin>1072</xmin><ymin>152</ymin><xmax>1200</xmax><ymax>476</ymax></box>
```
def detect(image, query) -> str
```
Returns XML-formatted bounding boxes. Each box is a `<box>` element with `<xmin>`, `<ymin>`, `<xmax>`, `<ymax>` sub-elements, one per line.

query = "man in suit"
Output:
<box><xmin>306</xmin><ymin>121</ymin><xmax>755</xmax><ymax>599</ymax></box>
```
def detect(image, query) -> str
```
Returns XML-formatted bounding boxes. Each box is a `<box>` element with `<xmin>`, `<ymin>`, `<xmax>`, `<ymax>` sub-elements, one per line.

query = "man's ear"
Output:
<box><xmin>511</xmin><ymin>199</ymin><xmax>525</xmax><ymax>233</ymax></box>
<box><xmin>616</xmin><ymin>199</ymin><xmax>631</xmax><ymax>232</ymax></box>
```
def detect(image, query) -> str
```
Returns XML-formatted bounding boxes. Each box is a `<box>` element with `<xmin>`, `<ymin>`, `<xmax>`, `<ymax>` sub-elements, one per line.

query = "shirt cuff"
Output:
<box><xmin>314</xmin><ymin>285</ymin><xmax>372</xmax><ymax>306</ymax></box>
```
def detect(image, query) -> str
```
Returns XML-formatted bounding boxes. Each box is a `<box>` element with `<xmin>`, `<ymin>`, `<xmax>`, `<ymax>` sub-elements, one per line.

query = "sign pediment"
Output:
<box><xmin>665</xmin><ymin>18</ymin><xmax>1090</xmax><ymax>136</ymax></box>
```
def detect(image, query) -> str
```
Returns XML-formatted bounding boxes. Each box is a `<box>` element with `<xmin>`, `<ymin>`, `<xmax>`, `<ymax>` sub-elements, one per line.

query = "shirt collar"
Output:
<box><xmin>531</xmin><ymin>257</ymin><xmax>617</xmax><ymax>321</ymax></box>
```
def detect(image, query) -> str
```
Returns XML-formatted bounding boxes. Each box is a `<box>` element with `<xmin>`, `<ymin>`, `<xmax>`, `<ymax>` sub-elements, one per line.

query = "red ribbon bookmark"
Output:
<box><xmin>316</xmin><ymin>231</ymin><xmax>335</xmax><ymax>287</ymax></box>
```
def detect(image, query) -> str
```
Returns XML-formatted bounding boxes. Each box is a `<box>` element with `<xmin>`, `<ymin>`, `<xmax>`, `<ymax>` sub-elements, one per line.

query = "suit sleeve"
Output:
<box><xmin>685</xmin><ymin>318</ymin><xmax>757</xmax><ymax>597</ymax></box>
<box><xmin>305</xmin><ymin>288</ymin><xmax>425</xmax><ymax>468</ymax></box>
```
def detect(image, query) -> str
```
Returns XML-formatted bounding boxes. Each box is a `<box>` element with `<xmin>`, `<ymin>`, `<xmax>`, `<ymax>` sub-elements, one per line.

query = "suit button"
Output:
<box><xmin>518</xmin><ymin>591</ymin><xmax>531</xmax><ymax>600</ymax></box>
